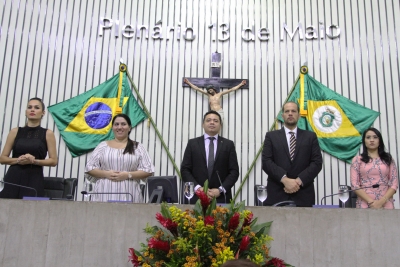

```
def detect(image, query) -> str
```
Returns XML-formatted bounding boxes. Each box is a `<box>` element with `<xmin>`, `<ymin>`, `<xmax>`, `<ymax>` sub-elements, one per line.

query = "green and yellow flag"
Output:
<box><xmin>278</xmin><ymin>66</ymin><xmax>380</xmax><ymax>163</ymax></box>
<box><xmin>48</xmin><ymin>64</ymin><xmax>146</xmax><ymax>157</ymax></box>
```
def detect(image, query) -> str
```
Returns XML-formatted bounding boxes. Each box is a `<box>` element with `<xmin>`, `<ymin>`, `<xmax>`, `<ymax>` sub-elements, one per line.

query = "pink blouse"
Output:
<box><xmin>350</xmin><ymin>156</ymin><xmax>398</xmax><ymax>209</ymax></box>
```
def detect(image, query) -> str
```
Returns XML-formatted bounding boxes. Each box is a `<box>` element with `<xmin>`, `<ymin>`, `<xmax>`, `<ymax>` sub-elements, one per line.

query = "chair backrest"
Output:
<box><xmin>140</xmin><ymin>184</ymin><xmax>145</xmax><ymax>199</ymax></box>
<box><xmin>272</xmin><ymin>200</ymin><xmax>296</xmax><ymax>207</ymax></box>
<box><xmin>146</xmin><ymin>176</ymin><xmax>179</xmax><ymax>203</ymax></box>
<box><xmin>43</xmin><ymin>177</ymin><xmax>78</xmax><ymax>200</ymax></box>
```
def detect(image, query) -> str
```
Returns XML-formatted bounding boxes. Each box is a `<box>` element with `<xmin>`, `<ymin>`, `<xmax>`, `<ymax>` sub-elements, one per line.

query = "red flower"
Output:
<box><xmin>155</xmin><ymin>213</ymin><xmax>178</xmax><ymax>236</ymax></box>
<box><xmin>128</xmin><ymin>248</ymin><xmax>141</xmax><ymax>267</ymax></box>
<box><xmin>148</xmin><ymin>237</ymin><xmax>170</xmax><ymax>253</ymax></box>
<box><xmin>204</xmin><ymin>215</ymin><xmax>215</xmax><ymax>226</ymax></box>
<box><xmin>239</xmin><ymin>235</ymin><xmax>251</xmax><ymax>251</ymax></box>
<box><xmin>228</xmin><ymin>212</ymin><xmax>240</xmax><ymax>231</ymax></box>
<box><xmin>265</xmin><ymin>257</ymin><xmax>285</xmax><ymax>267</ymax></box>
<box><xmin>243</xmin><ymin>212</ymin><xmax>254</xmax><ymax>227</ymax></box>
<box><xmin>195</xmin><ymin>189</ymin><xmax>211</xmax><ymax>211</ymax></box>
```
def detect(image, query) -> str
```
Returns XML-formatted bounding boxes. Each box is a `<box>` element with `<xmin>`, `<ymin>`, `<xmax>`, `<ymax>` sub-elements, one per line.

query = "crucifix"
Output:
<box><xmin>182</xmin><ymin>52</ymin><xmax>249</xmax><ymax>123</ymax></box>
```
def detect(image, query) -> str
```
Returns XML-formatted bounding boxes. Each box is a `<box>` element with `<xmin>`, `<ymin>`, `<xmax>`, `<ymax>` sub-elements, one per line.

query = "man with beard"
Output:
<box><xmin>262</xmin><ymin>101</ymin><xmax>322</xmax><ymax>207</ymax></box>
<box><xmin>183</xmin><ymin>78</ymin><xmax>246</xmax><ymax>123</ymax></box>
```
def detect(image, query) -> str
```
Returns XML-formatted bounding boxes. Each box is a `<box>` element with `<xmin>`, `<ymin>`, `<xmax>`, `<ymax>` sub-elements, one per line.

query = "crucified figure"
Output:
<box><xmin>184</xmin><ymin>78</ymin><xmax>246</xmax><ymax>123</ymax></box>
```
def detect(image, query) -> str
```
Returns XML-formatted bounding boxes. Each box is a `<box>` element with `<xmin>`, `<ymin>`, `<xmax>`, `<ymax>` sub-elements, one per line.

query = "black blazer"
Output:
<box><xmin>262</xmin><ymin>128</ymin><xmax>322</xmax><ymax>207</ymax></box>
<box><xmin>181</xmin><ymin>135</ymin><xmax>239</xmax><ymax>203</ymax></box>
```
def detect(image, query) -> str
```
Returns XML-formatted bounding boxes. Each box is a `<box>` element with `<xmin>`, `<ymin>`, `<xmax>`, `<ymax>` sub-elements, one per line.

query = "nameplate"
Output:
<box><xmin>313</xmin><ymin>205</ymin><xmax>339</xmax><ymax>209</ymax></box>
<box><xmin>107</xmin><ymin>200</ymin><xmax>132</xmax><ymax>203</ymax></box>
<box><xmin>22</xmin><ymin>197</ymin><xmax>50</xmax><ymax>201</ymax></box>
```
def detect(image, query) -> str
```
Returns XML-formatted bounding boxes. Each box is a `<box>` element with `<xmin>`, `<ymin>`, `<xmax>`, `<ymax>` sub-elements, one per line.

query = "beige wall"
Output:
<box><xmin>0</xmin><ymin>0</ymin><xmax>399</xmax><ymax>207</ymax></box>
<box><xmin>0</xmin><ymin>199</ymin><xmax>399</xmax><ymax>267</ymax></box>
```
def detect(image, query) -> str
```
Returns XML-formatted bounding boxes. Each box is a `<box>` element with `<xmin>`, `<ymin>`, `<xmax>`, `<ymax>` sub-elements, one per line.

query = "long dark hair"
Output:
<box><xmin>112</xmin><ymin>114</ymin><xmax>137</xmax><ymax>155</ymax></box>
<box><xmin>360</xmin><ymin>127</ymin><xmax>392</xmax><ymax>165</ymax></box>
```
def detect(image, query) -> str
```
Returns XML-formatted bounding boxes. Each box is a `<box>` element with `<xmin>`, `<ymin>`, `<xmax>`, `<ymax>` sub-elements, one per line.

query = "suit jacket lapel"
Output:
<box><xmin>293</xmin><ymin>129</ymin><xmax>303</xmax><ymax>160</ymax></box>
<box><xmin>198</xmin><ymin>136</ymin><xmax>207</xmax><ymax>162</ymax></box>
<box><xmin>279</xmin><ymin>128</ymin><xmax>291</xmax><ymax>159</ymax></box>
<box><xmin>214</xmin><ymin>136</ymin><xmax>224</xmax><ymax>162</ymax></box>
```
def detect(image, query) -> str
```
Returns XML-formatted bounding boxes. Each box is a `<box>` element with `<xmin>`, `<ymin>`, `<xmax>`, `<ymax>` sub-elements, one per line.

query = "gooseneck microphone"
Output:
<box><xmin>320</xmin><ymin>184</ymin><xmax>380</xmax><ymax>205</ymax></box>
<box><xmin>0</xmin><ymin>180</ymin><xmax>37</xmax><ymax>197</ymax></box>
<box><xmin>81</xmin><ymin>191</ymin><xmax>134</xmax><ymax>203</ymax></box>
<box><xmin>216</xmin><ymin>171</ymin><xmax>227</xmax><ymax>204</ymax></box>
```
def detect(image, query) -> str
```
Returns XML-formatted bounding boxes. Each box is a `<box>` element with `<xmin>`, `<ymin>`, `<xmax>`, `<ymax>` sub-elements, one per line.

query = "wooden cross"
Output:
<box><xmin>182</xmin><ymin>52</ymin><xmax>249</xmax><ymax>92</ymax></box>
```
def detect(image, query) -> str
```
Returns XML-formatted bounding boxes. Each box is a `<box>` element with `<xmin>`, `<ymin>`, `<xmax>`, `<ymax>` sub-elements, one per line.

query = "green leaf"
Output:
<box><xmin>160</xmin><ymin>202</ymin><xmax>171</xmax><ymax>218</ymax></box>
<box><xmin>193</xmin><ymin>199</ymin><xmax>203</xmax><ymax>217</ymax></box>
<box><xmin>203</xmin><ymin>180</ymin><xmax>209</xmax><ymax>192</ymax></box>
<box><xmin>252</xmin><ymin>221</ymin><xmax>272</xmax><ymax>235</ymax></box>
<box><xmin>206</xmin><ymin>197</ymin><xmax>217</xmax><ymax>216</ymax></box>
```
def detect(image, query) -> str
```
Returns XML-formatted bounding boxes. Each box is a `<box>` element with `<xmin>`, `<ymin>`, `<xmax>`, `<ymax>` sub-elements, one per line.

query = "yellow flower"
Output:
<box><xmin>213</xmin><ymin>247</ymin><xmax>235</xmax><ymax>266</ymax></box>
<box><xmin>130</xmin><ymin>200</ymin><xmax>286</xmax><ymax>267</ymax></box>
<box><xmin>252</xmin><ymin>253</ymin><xmax>265</xmax><ymax>265</ymax></box>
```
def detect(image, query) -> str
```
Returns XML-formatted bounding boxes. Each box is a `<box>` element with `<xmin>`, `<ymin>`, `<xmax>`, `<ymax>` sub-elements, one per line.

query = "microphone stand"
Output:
<box><xmin>216</xmin><ymin>171</ymin><xmax>227</xmax><ymax>204</ymax></box>
<box><xmin>81</xmin><ymin>191</ymin><xmax>134</xmax><ymax>203</ymax></box>
<box><xmin>0</xmin><ymin>180</ymin><xmax>38</xmax><ymax>197</ymax></box>
<box><xmin>320</xmin><ymin>184</ymin><xmax>379</xmax><ymax>205</ymax></box>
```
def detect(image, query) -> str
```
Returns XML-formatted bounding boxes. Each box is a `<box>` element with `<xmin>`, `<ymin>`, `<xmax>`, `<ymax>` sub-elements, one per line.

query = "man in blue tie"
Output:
<box><xmin>262</xmin><ymin>102</ymin><xmax>323</xmax><ymax>207</ymax></box>
<box><xmin>181</xmin><ymin>111</ymin><xmax>239</xmax><ymax>203</ymax></box>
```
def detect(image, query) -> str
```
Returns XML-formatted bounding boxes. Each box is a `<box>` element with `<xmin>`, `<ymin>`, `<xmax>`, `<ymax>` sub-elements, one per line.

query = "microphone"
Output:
<box><xmin>81</xmin><ymin>191</ymin><xmax>134</xmax><ymax>203</ymax></box>
<box><xmin>216</xmin><ymin>171</ymin><xmax>227</xmax><ymax>204</ymax></box>
<box><xmin>0</xmin><ymin>180</ymin><xmax>37</xmax><ymax>197</ymax></box>
<box><xmin>320</xmin><ymin>184</ymin><xmax>380</xmax><ymax>205</ymax></box>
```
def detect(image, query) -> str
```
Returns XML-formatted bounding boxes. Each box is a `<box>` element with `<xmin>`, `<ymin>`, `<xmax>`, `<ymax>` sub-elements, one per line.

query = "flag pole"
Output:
<box><xmin>232</xmin><ymin>74</ymin><xmax>300</xmax><ymax>202</ymax></box>
<box><xmin>123</xmin><ymin>65</ymin><xmax>182</xmax><ymax>179</ymax></box>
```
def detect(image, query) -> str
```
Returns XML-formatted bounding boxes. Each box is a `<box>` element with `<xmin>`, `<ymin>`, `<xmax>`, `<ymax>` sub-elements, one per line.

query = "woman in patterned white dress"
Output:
<box><xmin>350</xmin><ymin>128</ymin><xmax>398</xmax><ymax>209</ymax></box>
<box><xmin>85</xmin><ymin>114</ymin><xmax>154</xmax><ymax>202</ymax></box>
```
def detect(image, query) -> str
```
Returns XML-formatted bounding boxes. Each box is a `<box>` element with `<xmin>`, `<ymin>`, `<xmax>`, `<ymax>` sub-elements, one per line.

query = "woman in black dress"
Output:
<box><xmin>0</xmin><ymin>97</ymin><xmax>58</xmax><ymax>198</ymax></box>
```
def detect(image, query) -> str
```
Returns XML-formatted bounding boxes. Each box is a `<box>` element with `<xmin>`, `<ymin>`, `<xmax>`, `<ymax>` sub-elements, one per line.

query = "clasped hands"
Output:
<box><xmin>367</xmin><ymin>199</ymin><xmax>385</xmax><ymax>209</ymax></box>
<box><xmin>16</xmin><ymin>154</ymin><xmax>35</xmax><ymax>165</ymax></box>
<box><xmin>198</xmin><ymin>187</ymin><xmax>220</xmax><ymax>199</ymax></box>
<box><xmin>105</xmin><ymin>170</ymin><xmax>129</xmax><ymax>181</ymax></box>
<box><xmin>282</xmin><ymin>177</ymin><xmax>302</xmax><ymax>194</ymax></box>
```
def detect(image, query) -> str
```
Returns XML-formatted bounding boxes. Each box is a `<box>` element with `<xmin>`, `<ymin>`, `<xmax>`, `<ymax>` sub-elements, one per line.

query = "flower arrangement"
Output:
<box><xmin>129</xmin><ymin>181</ymin><xmax>291</xmax><ymax>267</ymax></box>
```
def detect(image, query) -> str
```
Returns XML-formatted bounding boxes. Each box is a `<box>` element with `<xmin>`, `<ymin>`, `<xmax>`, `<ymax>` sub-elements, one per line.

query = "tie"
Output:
<box><xmin>289</xmin><ymin>132</ymin><xmax>296</xmax><ymax>161</ymax></box>
<box><xmin>208</xmin><ymin>137</ymin><xmax>215</xmax><ymax>178</ymax></box>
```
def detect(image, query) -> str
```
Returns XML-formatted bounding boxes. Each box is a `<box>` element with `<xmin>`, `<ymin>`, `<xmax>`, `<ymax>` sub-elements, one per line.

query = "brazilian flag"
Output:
<box><xmin>278</xmin><ymin>66</ymin><xmax>380</xmax><ymax>163</ymax></box>
<box><xmin>48</xmin><ymin>64</ymin><xmax>146</xmax><ymax>157</ymax></box>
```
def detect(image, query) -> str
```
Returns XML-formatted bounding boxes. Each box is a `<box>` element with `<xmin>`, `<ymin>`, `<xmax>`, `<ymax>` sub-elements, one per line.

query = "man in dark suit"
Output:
<box><xmin>181</xmin><ymin>110</ymin><xmax>239</xmax><ymax>203</ymax></box>
<box><xmin>262</xmin><ymin>101</ymin><xmax>322</xmax><ymax>207</ymax></box>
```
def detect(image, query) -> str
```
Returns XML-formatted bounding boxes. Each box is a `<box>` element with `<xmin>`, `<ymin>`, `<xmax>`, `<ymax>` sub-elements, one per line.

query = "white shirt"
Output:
<box><xmin>204</xmin><ymin>133</ymin><xmax>218</xmax><ymax>167</ymax></box>
<box><xmin>281</xmin><ymin>126</ymin><xmax>302</xmax><ymax>185</ymax></box>
<box><xmin>284</xmin><ymin>126</ymin><xmax>297</xmax><ymax>150</ymax></box>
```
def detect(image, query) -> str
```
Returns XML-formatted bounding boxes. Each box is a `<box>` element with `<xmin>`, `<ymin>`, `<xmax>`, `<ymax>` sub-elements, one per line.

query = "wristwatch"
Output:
<box><xmin>128</xmin><ymin>172</ymin><xmax>132</xmax><ymax>179</ymax></box>
<box><xmin>218</xmin><ymin>187</ymin><xmax>224</xmax><ymax>194</ymax></box>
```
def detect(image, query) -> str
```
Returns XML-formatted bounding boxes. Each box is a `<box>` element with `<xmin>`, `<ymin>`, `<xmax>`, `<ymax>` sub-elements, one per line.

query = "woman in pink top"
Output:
<box><xmin>350</xmin><ymin>128</ymin><xmax>398</xmax><ymax>209</ymax></box>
